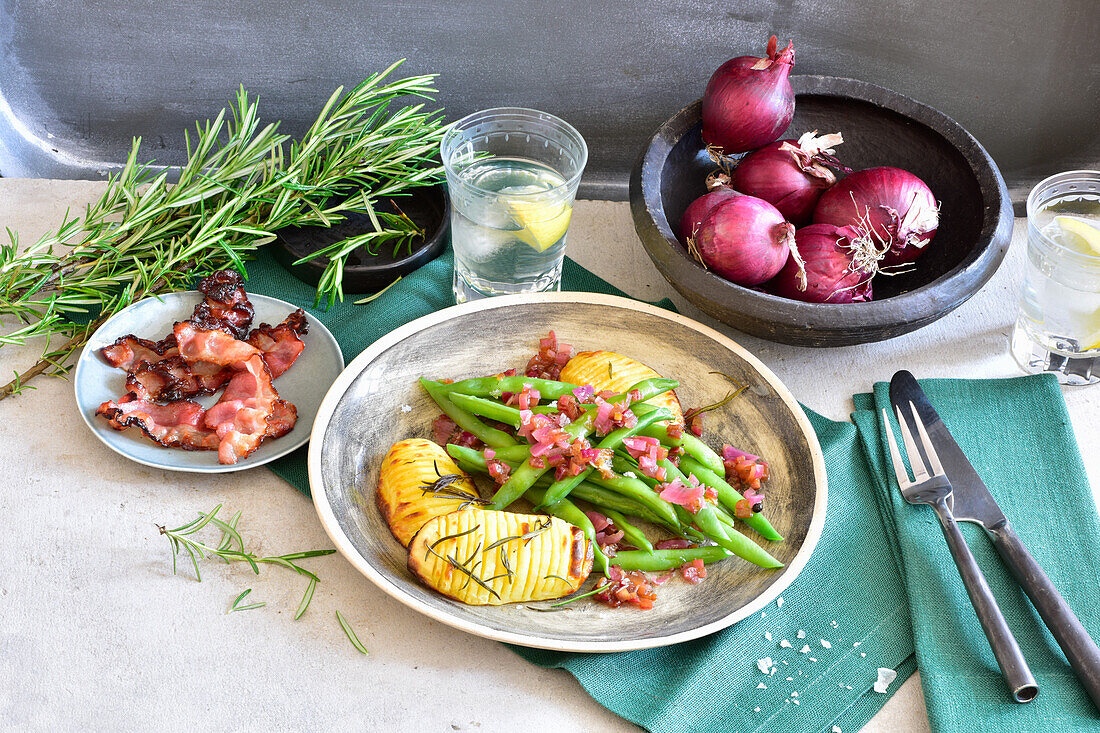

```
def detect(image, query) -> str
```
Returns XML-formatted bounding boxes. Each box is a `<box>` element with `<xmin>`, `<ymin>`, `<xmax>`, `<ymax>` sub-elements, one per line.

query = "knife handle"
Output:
<box><xmin>934</xmin><ymin>502</ymin><xmax>1039</xmax><ymax>702</ymax></box>
<box><xmin>990</xmin><ymin>521</ymin><xmax>1100</xmax><ymax>710</ymax></box>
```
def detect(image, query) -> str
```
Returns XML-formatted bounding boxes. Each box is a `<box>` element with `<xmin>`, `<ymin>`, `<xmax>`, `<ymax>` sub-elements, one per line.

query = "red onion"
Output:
<box><xmin>691</xmin><ymin>194</ymin><xmax>799</xmax><ymax>286</ymax></box>
<box><xmin>813</xmin><ymin>166</ymin><xmax>940</xmax><ymax>267</ymax></box>
<box><xmin>770</xmin><ymin>224</ymin><xmax>874</xmax><ymax>303</ymax></box>
<box><xmin>731</xmin><ymin>131</ymin><xmax>848</xmax><ymax>225</ymax></box>
<box><xmin>702</xmin><ymin>36</ymin><xmax>796</xmax><ymax>155</ymax></box>
<box><xmin>678</xmin><ymin>177</ymin><xmax>740</xmax><ymax>244</ymax></box>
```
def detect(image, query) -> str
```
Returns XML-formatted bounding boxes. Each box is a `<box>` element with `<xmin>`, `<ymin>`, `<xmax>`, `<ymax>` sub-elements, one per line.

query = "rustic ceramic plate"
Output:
<box><xmin>309</xmin><ymin>293</ymin><xmax>827</xmax><ymax>652</ymax></box>
<box><xmin>74</xmin><ymin>291</ymin><xmax>343</xmax><ymax>473</ymax></box>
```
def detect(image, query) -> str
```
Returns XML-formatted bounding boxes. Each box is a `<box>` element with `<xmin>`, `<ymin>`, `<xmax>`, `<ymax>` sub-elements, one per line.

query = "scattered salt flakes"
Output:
<box><xmin>757</xmin><ymin>683</ymin><xmax>767</xmax><ymax>689</ymax></box>
<box><xmin>874</xmin><ymin>667</ymin><xmax>898</xmax><ymax>694</ymax></box>
<box><xmin>853</xmin><ymin>641</ymin><xmax>861</xmax><ymax>647</ymax></box>
<box><xmin>798</xmin><ymin>670</ymin><xmax>804</xmax><ymax>676</ymax></box>
<box><xmin>776</xmin><ymin>596</ymin><xmax>784</xmax><ymax>608</ymax></box>
<box><xmin>830</xmin><ymin>620</ymin><xmax>839</xmax><ymax>628</ymax></box>
<box><xmin>754</xmin><ymin>707</ymin><xmax>761</xmax><ymax>712</ymax></box>
<box><xmin>781</xmin><ymin>661</ymin><xmax>789</xmax><ymax>666</ymax></box>
<box><xmin>770</xmin><ymin>667</ymin><xmax>778</xmax><ymax>676</ymax></box>
<box><xmin>779</xmin><ymin>639</ymin><xmax>793</xmax><ymax>648</ymax></box>
<box><xmin>764</xmin><ymin>632</ymin><xmax>773</xmax><ymax>641</ymax></box>
<box><xmin>401</xmin><ymin>404</ymin><xmax>413</xmax><ymax>413</ymax></box>
<box><xmin>800</xmin><ymin>645</ymin><xmax>811</xmax><ymax>653</ymax></box>
<box><xmin>833</xmin><ymin>726</ymin><xmax>843</xmax><ymax>733</ymax></box>
<box><xmin>860</xmin><ymin>652</ymin><xmax>866</xmax><ymax>657</ymax></box>
<box><xmin>846</xmin><ymin>685</ymin><xmax>853</xmax><ymax>690</ymax></box>
<box><xmin>761</xmin><ymin>611</ymin><xmax>767</xmax><ymax>618</ymax></box>
<box><xmin>820</xmin><ymin>639</ymin><xmax>832</xmax><ymax>649</ymax></box>
<box><xmin>757</xmin><ymin>657</ymin><xmax>774</xmax><ymax>674</ymax></box>
<box><xmin>790</xmin><ymin>691</ymin><xmax>799</xmax><ymax>698</ymax></box>
<box><xmin>623</xmin><ymin>471</ymin><xmax>637</xmax><ymax>479</ymax></box>
<box><xmin>809</xmin><ymin>658</ymin><xmax>818</xmax><ymax>662</ymax></box>
<box><xmin>786</xmin><ymin>677</ymin><xmax>794</xmax><ymax>681</ymax></box>
<box><xmin>792</xmin><ymin>699</ymin><xmax>800</xmax><ymax>705</ymax></box>
<box><xmin>797</xmin><ymin>629</ymin><xmax>806</xmax><ymax>639</ymax></box>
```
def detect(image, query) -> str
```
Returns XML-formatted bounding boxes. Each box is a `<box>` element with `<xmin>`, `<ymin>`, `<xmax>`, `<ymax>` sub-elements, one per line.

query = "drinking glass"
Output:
<box><xmin>1010</xmin><ymin>170</ymin><xmax>1100</xmax><ymax>385</ymax></box>
<box><xmin>440</xmin><ymin>108</ymin><xmax>587</xmax><ymax>303</ymax></box>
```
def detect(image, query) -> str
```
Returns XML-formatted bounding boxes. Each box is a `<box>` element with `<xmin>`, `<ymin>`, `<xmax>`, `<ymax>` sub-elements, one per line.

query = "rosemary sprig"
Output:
<box><xmin>229</xmin><ymin>588</ymin><xmax>266</xmax><ymax>613</ymax></box>
<box><xmin>0</xmin><ymin>60</ymin><xmax>446</xmax><ymax>400</ymax></box>
<box><xmin>336</xmin><ymin>610</ymin><xmax>369</xmax><ymax>655</ymax></box>
<box><xmin>157</xmin><ymin>504</ymin><xmax>335</xmax><ymax>618</ymax></box>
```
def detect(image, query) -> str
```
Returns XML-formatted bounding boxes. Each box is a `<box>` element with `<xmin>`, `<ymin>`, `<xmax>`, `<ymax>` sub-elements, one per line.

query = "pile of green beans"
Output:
<box><xmin>422</xmin><ymin>373</ymin><xmax>783</xmax><ymax>573</ymax></box>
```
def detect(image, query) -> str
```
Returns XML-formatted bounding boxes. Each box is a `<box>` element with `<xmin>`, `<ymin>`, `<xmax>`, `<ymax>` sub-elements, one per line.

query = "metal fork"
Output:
<box><xmin>883</xmin><ymin>402</ymin><xmax>1039</xmax><ymax>703</ymax></box>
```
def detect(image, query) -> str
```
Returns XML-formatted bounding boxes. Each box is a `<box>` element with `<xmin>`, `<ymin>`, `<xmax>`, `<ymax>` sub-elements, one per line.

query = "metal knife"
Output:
<box><xmin>890</xmin><ymin>369</ymin><xmax>1100</xmax><ymax>711</ymax></box>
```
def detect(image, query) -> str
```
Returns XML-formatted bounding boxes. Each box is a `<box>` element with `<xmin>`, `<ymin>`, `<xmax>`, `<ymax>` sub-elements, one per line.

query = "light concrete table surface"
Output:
<box><xmin>0</xmin><ymin>179</ymin><xmax>1096</xmax><ymax>732</ymax></box>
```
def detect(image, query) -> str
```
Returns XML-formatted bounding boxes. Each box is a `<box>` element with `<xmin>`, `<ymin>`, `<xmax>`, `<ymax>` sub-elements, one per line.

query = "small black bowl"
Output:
<box><xmin>630</xmin><ymin>76</ymin><xmax>1014</xmax><ymax>347</ymax></box>
<box><xmin>274</xmin><ymin>183</ymin><xmax>449</xmax><ymax>293</ymax></box>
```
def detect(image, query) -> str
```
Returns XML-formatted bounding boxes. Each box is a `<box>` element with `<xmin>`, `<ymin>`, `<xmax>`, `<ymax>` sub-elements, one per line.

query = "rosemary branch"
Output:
<box><xmin>0</xmin><ymin>60</ymin><xmax>446</xmax><ymax>401</ymax></box>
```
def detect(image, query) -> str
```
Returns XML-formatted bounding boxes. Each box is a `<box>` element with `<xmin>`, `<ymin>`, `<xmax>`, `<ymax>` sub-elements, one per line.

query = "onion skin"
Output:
<box><xmin>702</xmin><ymin>36</ymin><xmax>796</xmax><ymax>155</ymax></box>
<box><xmin>731</xmin><ymin>138</ymin><xmax>833</xmax><ymax>225</ymax></box>
<box><xmin>678</xmin><ymin>186</ymin><xmax>740</xmax><ymax>243</ymax></box>
<box><xmin>770</xmin><ymin>224</ymin><xmax>873</xmax><ymax>303</ymax></box>
<box><xmin>693</xmin><ymin>194</ymin><xmax>795</xmax><ymax>286</ymax></box>
<box><xmin>813</xmin><ymin>166</ymin><xmax>939</xmax><ymax>267</ymax></box>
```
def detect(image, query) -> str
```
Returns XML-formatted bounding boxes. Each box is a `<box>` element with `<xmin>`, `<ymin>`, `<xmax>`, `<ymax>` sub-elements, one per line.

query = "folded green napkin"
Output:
<box><xmin>852</xmin><ymin>375</ymin><xmax>1100</xmax><ymax>731</ymax></box>
<box><xmin>245</xmin><ymin>246</ymin><xmax>916</xmax><ymax>733</ymax></box>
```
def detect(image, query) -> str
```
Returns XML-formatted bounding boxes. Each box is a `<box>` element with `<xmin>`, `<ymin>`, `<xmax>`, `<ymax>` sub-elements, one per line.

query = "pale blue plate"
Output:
<box><xmin>74</xmin><ymin>291</ymin><xmax>343</xmax><ymax>473</ymax></box>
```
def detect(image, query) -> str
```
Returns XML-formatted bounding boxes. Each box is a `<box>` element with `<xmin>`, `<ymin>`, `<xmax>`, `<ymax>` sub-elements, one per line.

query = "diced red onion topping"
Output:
<box><xmin>681</xmin><ymin>559</ymin><xmax>708</xmax><ymax>584</ymax></box>
<box><xmin>525</xmin><ymin>330</ymin><xmax>575</xmax><ymax>380</ymax></box>
<box><xmin>658</xmin><ymin>475</ymin><xmax>708</xmax><ymax>514</ymax></box>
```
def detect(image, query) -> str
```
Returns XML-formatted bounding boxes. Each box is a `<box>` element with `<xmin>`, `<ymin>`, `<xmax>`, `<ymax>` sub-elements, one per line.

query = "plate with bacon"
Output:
<box><xmin>74</xmin><ymin>271</ymin><xmax>343</xmax><ymax>472</ymax></box>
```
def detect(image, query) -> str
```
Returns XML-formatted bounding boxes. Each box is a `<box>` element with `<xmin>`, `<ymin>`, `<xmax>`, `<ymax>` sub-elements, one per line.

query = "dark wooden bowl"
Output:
<box><xmin>274</xmin><ymin>183</ymin><xmax>449</xmax><ymax>293</ymax></box>
<box><xmin>629</xmin><ymin>76</ymin><xmax>1014</xmax><ymax>346</ymax></box>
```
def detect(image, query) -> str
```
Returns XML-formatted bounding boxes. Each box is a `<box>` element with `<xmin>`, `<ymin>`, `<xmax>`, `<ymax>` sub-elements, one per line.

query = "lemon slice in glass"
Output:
<box><xmin>509</xmin><ymin>199</ymin><xmax>573</xmax><ymax>252</ymax></box>
<box><xmin>1055</xmin><ymin>216</ymin><xmax>1100</xmax><ymax>256</ymax></box>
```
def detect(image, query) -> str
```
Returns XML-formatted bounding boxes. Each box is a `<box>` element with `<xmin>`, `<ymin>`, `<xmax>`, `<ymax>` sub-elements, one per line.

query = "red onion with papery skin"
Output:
<box><xmin>691</xmin><ymin>194</ymin><xmax>799</xmax><ymax>286</ymax></box>
<box><xmin>702</xmin><ymin>36</ymin><xmax>796</xmax><ymax>155</ymax></box>
<box><xmin>770</xmin><ymin>224</ymin><xmax>874</xmax><ymax>303</ymax></box>
<box><xmin>678</xmin><ymin>175</ymin><xmax>740</xmax><ymax>244</ymax></box>
<box><xmin>813</xmin><ymin>166</ymin><xmax>940</xmax><ymax>267</ymax></box>
<box><xmin>731</xmin><ymin>131</ymin><xmax>848</xmax><ymax>225</ymax></box>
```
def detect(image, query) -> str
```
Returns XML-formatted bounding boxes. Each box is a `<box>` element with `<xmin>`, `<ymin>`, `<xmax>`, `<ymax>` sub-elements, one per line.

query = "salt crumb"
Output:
<box><xmin>831</xmin><ymin>620</ymin><xmax>839</xmax><ymax>628</ymax></box>
<box><xmin>765</xmin><ymin>632</ymin><xmax>773</xmax><ymax>641</ymax></box>
<box><xmin>623</xmin><ymin>471</ymin><xmax>637</xmax><ymax>479</ymax></box>
<box><xmin>761</xmin><ymin>611</ymin><xmax>766</xmax><ymax>618</ymax></box>
<box><xmin>797</xmin><ymin>630</ymin><xmax>807</xmax><ymax>639</ymax></box>
<box><xmin>776</xmin><ymin>596</ymin><xmax>784</xmax><ymax>608</ymax></box>
<box><xmin>846</xmin><ymin>685</ymin><xmax>853</xmax><ymax>690</ymax></box>
<box><xmin>860</xmin><ymin>652</ymin><xmax>866</xmax><ymax>657</ymax></box>
<box><xmin>792</xmin><ymin>699</ymin><xmax>800</xmax><ymax>705</ymax></box>
<box><xmin>809</xmin><ymin>657</ymin><xmax>817</xmax><ymax>662</ymax></box>
<box><xmin>779</xmin><ymin>639</ymin><xmax>792</xmax><ymax>648</ymax></box>
<box><xmin>786</xmin><ymin>676</ymin><xmax>793</xmax><ymax>681</ymax></box>
<box><xmin>874</xmin><ymin>668</ymin><xmax>897</xmax><ymax>694</ymax></box>
<box><xmin>757</xmin><ymin>658</ymin><xmax>774</xmax><ymax>674</ymax></box>
<box><xmin>770</xmin><ymin>667</ymin><xmax>777</xmax><ymax>675</ymax></box>
<box><xmin>401</xmin><ymin>404</ymin><xmax>413</xmax><ymax>413</ymax></box>
<box><xmin>798</xmin><ymin>670</ymin><xmax>803</xmax><ymax>675</ymax></box>
<box><xmin>791</xmin><ymin>691</ymin><xmax>799</xmax><ymax>698</ymax></box>
<box><xmin>757</xmin><ymin>682</ymin><xmax>767</xmax><ymax>689</ymax></box>
<box><xmin>853</xmin><ymin>642</ymin><xmax>861</xmax><ymax>647</ymax></box>
<box><xmin>800</xmin><ymin>645</ymin><xmax>811</xmax><ymax>653</ymax></box>
<box><xmin>754</xmin><ymin>707</ymin><xmax>761</xmax><ymax>712</ymax></box>
<box><xmin>820</xmin><ymin>639</ymin><xmax>832</xmax><ymax>649</ymax></box>
<box><xmin>833</xmin><ymin>727</ymin><xmax>843</xmax><ymax>733</ymax></box>
<box><xmin>781</xmin><ymin>661</ymin><xmax>789</xmax><ymax>666</ymax></box>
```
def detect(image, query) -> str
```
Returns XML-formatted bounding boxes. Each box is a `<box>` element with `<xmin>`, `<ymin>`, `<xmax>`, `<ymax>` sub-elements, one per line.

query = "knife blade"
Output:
<box><xmin>888</xmin><ymin>369</ymin><xmax>1100</xmax><ymax>711</ymax></box>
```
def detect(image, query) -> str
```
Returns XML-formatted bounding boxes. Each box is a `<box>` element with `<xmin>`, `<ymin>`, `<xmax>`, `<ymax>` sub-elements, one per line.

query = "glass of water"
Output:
<box><xmin>1010</xmin><ymin>170</ymin><xmax>1100</xmax><ymax>385</ymax></box>
<box><xmin>440</xmin><ymin>108</ymin><xmax>587</xmax><ymax>303</ymax></box>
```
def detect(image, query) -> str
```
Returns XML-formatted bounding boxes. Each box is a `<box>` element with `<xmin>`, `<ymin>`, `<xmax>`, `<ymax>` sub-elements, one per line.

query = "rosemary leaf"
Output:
<box><xmin>295</xmin><ymin>576</ymin><xmax>318</xmax><ymax>621</ymax></box>
<box><xmin>336</xmin><ymin>610</ymin><xmax>369</xmax><ymax>655</ymax></box>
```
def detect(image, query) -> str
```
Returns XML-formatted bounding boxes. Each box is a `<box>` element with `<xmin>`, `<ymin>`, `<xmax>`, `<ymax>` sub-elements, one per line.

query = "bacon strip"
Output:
<box><xmin>125</xmin><ymin>356</ymin><xmax>232</xmax><ymax>402</ymax></box>
<box><xmin>203</xmin><ymin>354</ymin><xmax>288</xmax><ymax>464</ymax></box>
<box><xmin>190</xmin><ymin>270</ymin><xmax>254</xmax><ymax>338</ymax></box>
<box><xmin>95</xmin><ymin>394</ymin><xmax>220</xmax><ymax>451</ymax></box>
<box><xmin>245</xmin><ymin>309</ymin><xmax>308</xmax><ymax>378</ymax></box>
<box><xmin>100</xmin><ymin>335</ymin><xmax>178</xmax><ymax>371</ymax></box>
<box><xmin>174</xmin><ymin>321</ymin><xmax>261</xmax><ymax>366</ymax></box>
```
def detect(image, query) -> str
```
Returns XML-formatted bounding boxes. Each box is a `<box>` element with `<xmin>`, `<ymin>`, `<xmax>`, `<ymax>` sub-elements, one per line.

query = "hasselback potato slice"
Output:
<box><xmin>559</xmin><ymin>350</ymin><xmax>683</xmax><ymax>424</ymax></box>
<box><xmin>407</xmin><ymin>508</ymin><xmax>592</xmax><ymax>605</ymax></box>
<box><xmin>376</xmin><ymin>438</ymin><xmax>482</xmax><ymax>547</ymax></box>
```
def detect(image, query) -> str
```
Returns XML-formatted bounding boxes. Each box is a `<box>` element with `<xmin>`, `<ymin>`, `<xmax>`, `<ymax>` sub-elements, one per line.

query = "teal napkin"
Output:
<box><xmin>852</xmin><ymin>375</ymin><xmax>1100</xmax><ymax>731</ymax></box>
<box><xmin>244</xmin><ymin>247</ymin><xmax>917</xmax><ymax>733</ymax></box>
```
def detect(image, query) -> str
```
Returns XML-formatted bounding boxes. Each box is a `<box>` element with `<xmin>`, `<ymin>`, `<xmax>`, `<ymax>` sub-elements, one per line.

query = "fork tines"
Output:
<box><xmin>882</xmin><ymin>401</ymin><xmax>946</xmax><ymax>486</ymax></box>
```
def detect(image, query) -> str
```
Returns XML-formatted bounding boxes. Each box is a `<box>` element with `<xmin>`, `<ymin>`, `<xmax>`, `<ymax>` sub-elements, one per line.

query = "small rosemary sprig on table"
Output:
<box><xmin>0</xmin><ymin>59</ymin><xmax>446</xmax><ymax>401</ymax></box>
<box><xmin>157</xmin><ymin>504</ymin><xmax>335</xmax><ymax>618</ymax></box>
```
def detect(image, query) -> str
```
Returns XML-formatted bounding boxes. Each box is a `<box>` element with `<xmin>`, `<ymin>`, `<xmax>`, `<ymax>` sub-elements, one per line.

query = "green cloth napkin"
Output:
<box><xmin>852</xmin><ymin>375</ymin><xmax>1100</xmax><ymax>731</ymax></box>
<box><xmin>245</xmin><ymin>245</ymin><xmax>917</xmax><ymax>732</ymax></box>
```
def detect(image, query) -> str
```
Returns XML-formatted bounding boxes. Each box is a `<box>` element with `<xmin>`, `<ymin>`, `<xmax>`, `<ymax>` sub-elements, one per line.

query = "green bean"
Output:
<box><xmin>419</xmin><ymin>379</ymin><xmax>518</xmax><ymax>450</ymax></box>
<box><xmin>525</xmin><ymin>486</ymin><xmax>608</xmax><ymax>574</ymax></box>
<box><xmin>601</xmin><ymin>507</ymin><xmax>653</xmax><ymax>552</ymax></box>
<box><xmin>680</xmin><ymin>433</ymin><xmax>725</xmax><ymax>475</ymax></box>
<box><xmin>566</xmin><ymin>483</ymin><xmax>675</xmax><ymax>531</ymax></box>
<box><xmin>586</xmin><ymin>473</ymin><xmax>678</xmax><ymax>527</ymax></box>
<box><xmin>488</xmin><ymin>413</ymin><xmax>593</xmax><ymax>510</ymax></box>
<box><xmin>442</xmin><ymin>375</ymin><xmax>581</xmax><ymax>399</ymax></box>
<box><xmin>539</xmin><ymin>408</ymin><xmax>672</xmax><ymax>507</ymax></box>
<box><xmin>679</xmin><ymin>456</ymin><xmax>783</xmax><ymax>542</ymax></box>
<box><xmin>447</xmin><ymin>393</ymin><xmax>523</xmax><ymax>428</ymax></box>
<box><xmin>612</xmin><ymin>545</ymin><xmax>733</xmax><ymax>572</ymax></box>
<box><xmin>622</xmin><ymin>377</ymin><xmax>680</xmax><ymax>402</ymax></box>
<box><xmin>638</xmin><ymin>422</ymin><xmax>683</xmax><ymax>447</ymax></box>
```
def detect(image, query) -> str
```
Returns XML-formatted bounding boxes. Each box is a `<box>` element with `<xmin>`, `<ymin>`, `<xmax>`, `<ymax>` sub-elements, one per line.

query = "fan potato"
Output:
<box><xmin>376</xmin><ymin>438</ymin><xmax>481</xmax><ymax>547</ymax></box>
<box><xmin>559</xmin><ymin>350</ymin><xmax>683</xmax><ymax>424</ymax></box>
<box><xmin>407</xmin><ymin>508</ymin><xmax>592</xmax><ymax>605</ymax></box>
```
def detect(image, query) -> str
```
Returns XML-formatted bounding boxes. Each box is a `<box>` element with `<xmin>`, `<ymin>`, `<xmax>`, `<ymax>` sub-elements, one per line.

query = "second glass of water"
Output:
<box><xmin>441</xmin><ymin>108</ymin><xmax>587</xmax><ymax>303</ymax></box>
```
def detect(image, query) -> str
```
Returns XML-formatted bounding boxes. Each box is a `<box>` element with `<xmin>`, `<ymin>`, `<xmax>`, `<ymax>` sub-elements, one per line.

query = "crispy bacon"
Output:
<box><xmin>265</xmin><ymin>400</ymin><xmax>298</xmax><ymax>439</ymax></box>
<box><xmin>203</xmin><ymin>354</ymin><xmax>284</xmax><ymax>464</ymax></box>
<box><xmin>100</xmin><ymin>334</ymin><xmax>178</xmax><ymax>371</ymax></box>
<box><xmin>125</xmin><ymin>356</ymin><xmax>232</xmax><ymax>402</ymax></box>
<box><xmin>245</xmin><ymin>309</ymin><xmax>308</xmax><ymax>378</ymax></box>
<box><xmin>95</xmin><ymin>394</ymin><xmax>220</xmax><ymax>451</ymax></box>
<box><xmin>190</xmin><ymin>270</ymin><xmax>254</xmax><ymax>338</ymax></box>
<box><xmin>174</xmin><ymin>321</ymin><xmax>261</xmax><ymax>366</ymax></box>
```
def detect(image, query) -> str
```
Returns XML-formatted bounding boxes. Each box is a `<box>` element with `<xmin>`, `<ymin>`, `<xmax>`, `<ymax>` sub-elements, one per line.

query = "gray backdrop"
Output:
<box><xmin>1</xmin><ymin>0</ymin><xmax>1097</xmax><ymax>201</ymax></box>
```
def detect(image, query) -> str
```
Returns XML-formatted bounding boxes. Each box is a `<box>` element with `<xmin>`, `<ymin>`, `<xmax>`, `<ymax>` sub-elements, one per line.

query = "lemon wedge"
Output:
<box><xmin>509</xmin><ymin>199</ymin><xmax>572</xmax><ymax>252</ymax></box>
<box><xmin>1055</xmin><ymin>216</ymin><xmax>1100</xmax><ymax>256</ymax></box>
